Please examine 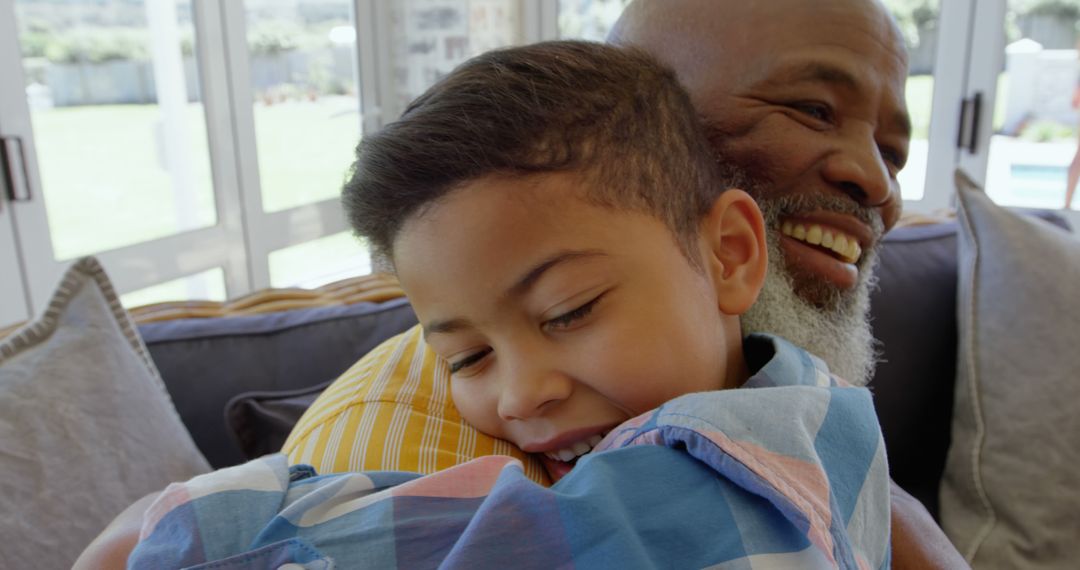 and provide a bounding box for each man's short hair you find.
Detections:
[342,40,727,263]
